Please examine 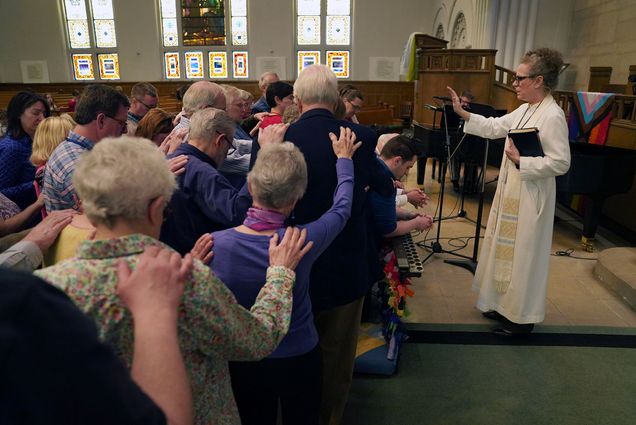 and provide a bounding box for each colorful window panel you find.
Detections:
[97,53,120,79]
[72,54,95,80]
[232,51,248,78]
[209,52,228,78]
[298,16,320,45]
[162,18,179,46]
[67,19,91,48]
[181,0,226,46]
[327,51,349,78]
[297,51,320,75]
[94,19,117,48]
[326,15,349,45]
[231,0,247,45]
[185,51,204,79]
[164,52,181,79]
